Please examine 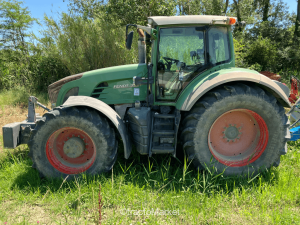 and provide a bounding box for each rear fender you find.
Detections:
[178,71,291,111]
[63,96,132,159]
